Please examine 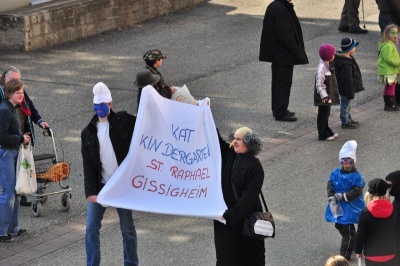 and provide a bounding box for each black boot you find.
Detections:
[395,84,400,107]
[388,96,399,111]
[20,196,32,206]
[384,96,390,111]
